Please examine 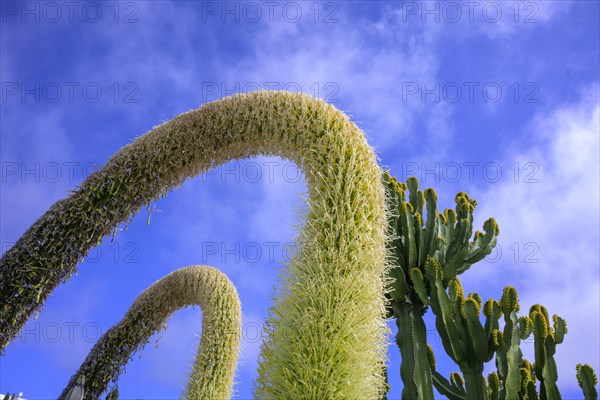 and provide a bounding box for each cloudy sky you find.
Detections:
[1,1,598,398]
